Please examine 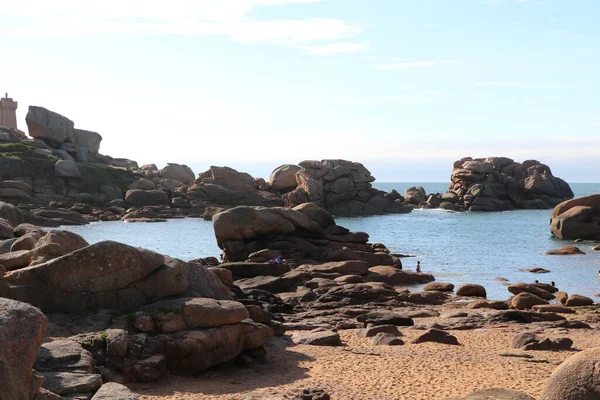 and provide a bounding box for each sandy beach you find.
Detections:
[132,303,600,400]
